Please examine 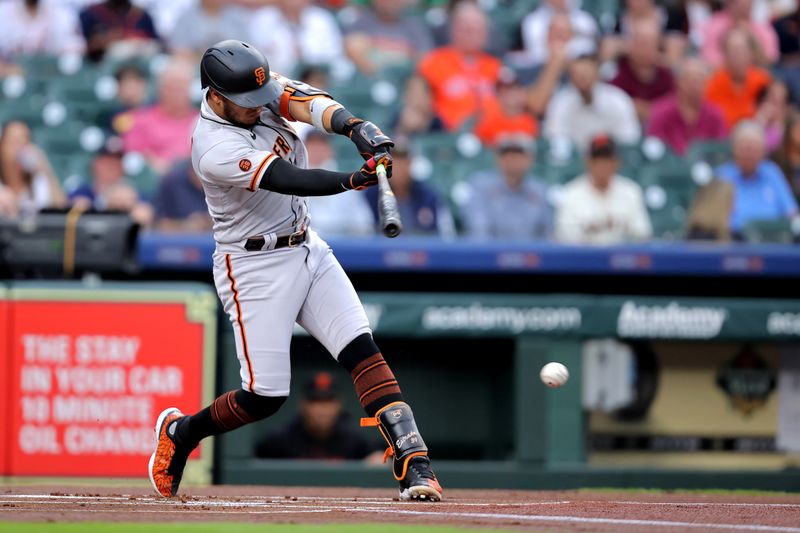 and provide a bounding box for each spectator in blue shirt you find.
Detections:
[154,159,211,232]
[716,121,799,237]
[462,134,552,240]
[365,142,455,238]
